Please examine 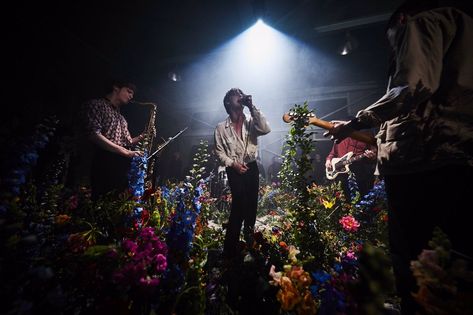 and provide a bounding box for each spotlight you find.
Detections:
[168,71,181,82]
[338,32,358,56]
